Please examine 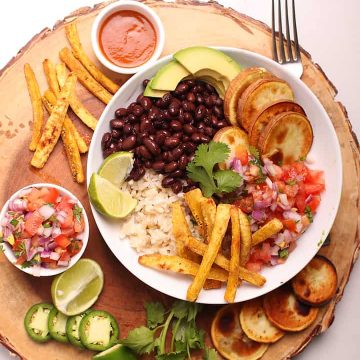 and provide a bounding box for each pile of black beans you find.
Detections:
[101,79,229,193]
